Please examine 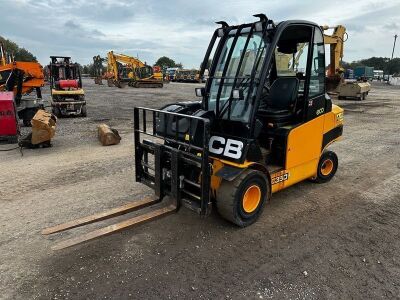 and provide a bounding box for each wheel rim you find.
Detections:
[321,159,334,176]
[242,185,261,213]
